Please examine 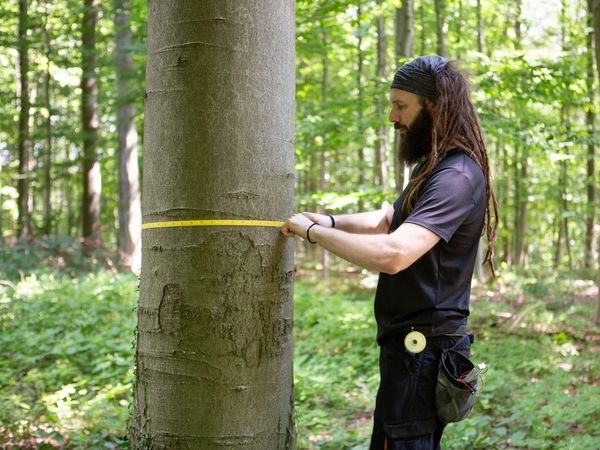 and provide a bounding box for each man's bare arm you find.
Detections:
[282,214,440,274]
[303,206,393,235]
